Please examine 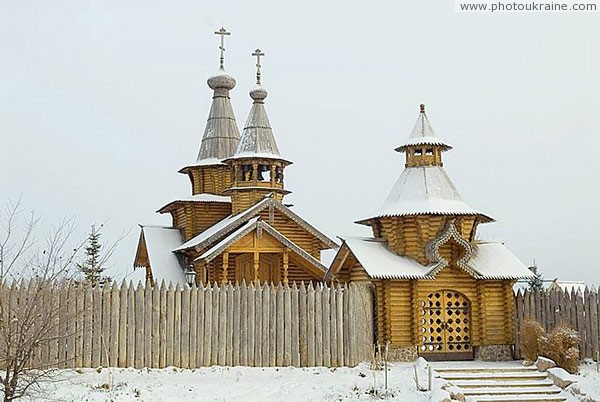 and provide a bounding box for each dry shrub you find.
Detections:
[540,323,581,374]
[519,318,545,362]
